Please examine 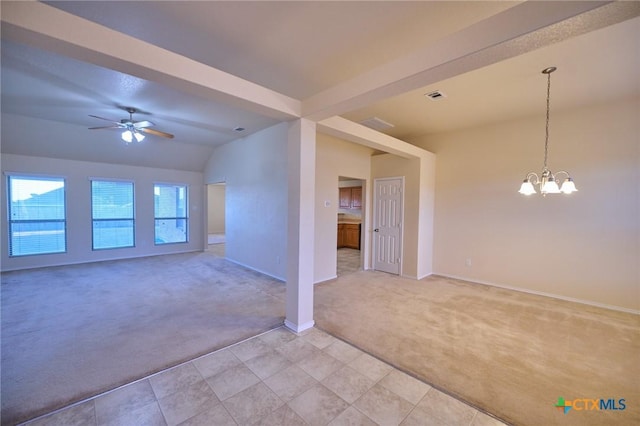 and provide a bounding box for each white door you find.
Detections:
[373,178,403,275]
